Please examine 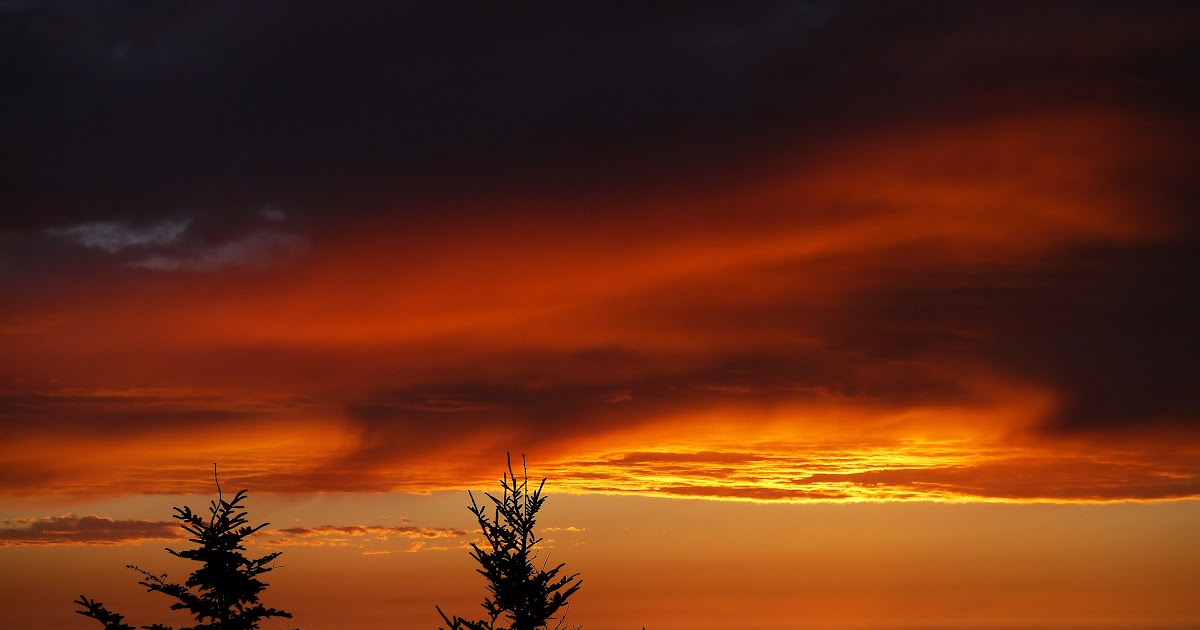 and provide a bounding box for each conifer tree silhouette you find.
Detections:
[75,465,294,630]
[437,455,582,630]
